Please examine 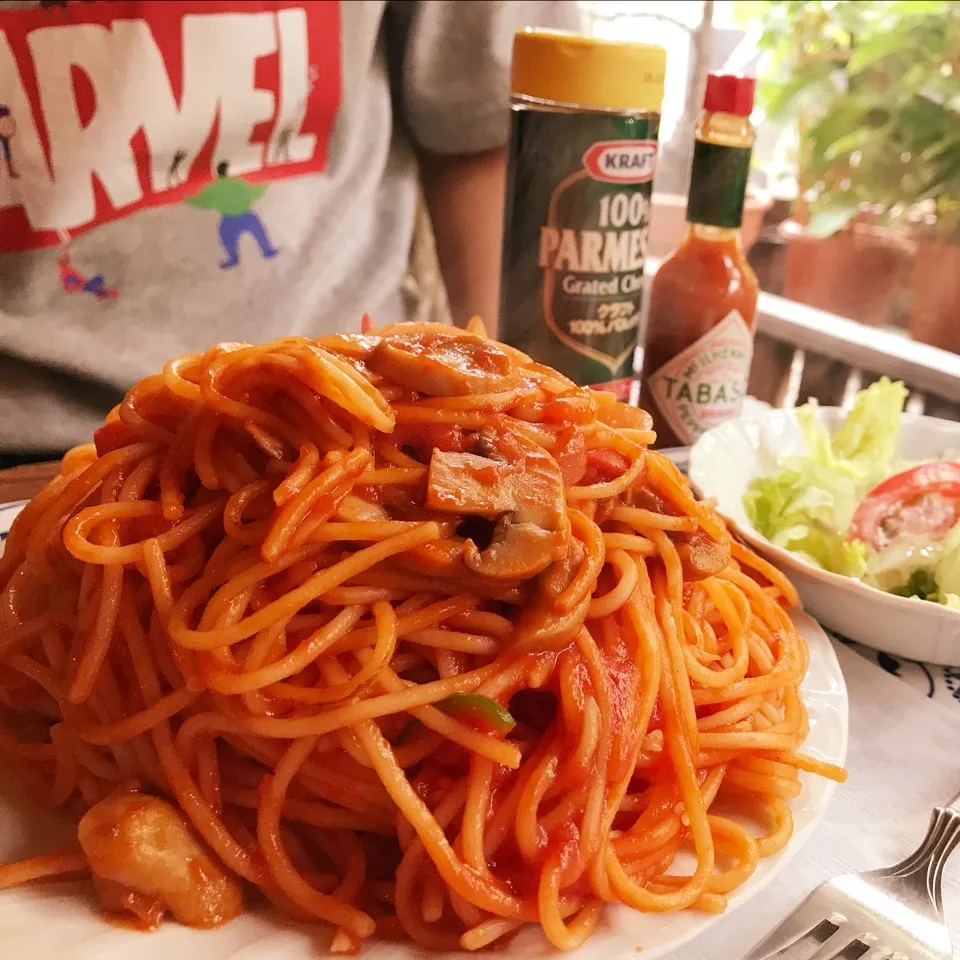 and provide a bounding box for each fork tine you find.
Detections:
[743,908,847,960]
[808,930,871,960]
[744,912,856,960]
